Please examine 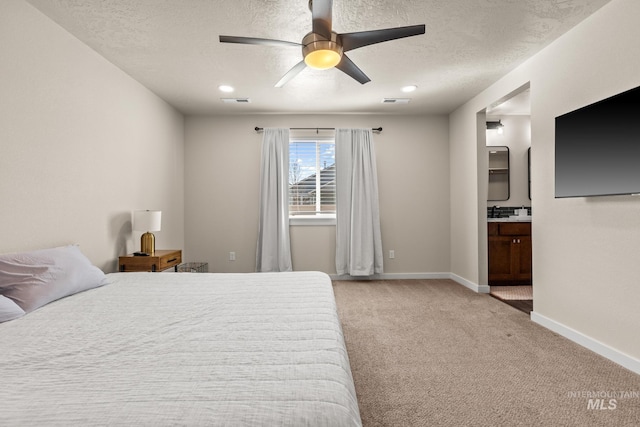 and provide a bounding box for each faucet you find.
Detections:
[491,205,497,218]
